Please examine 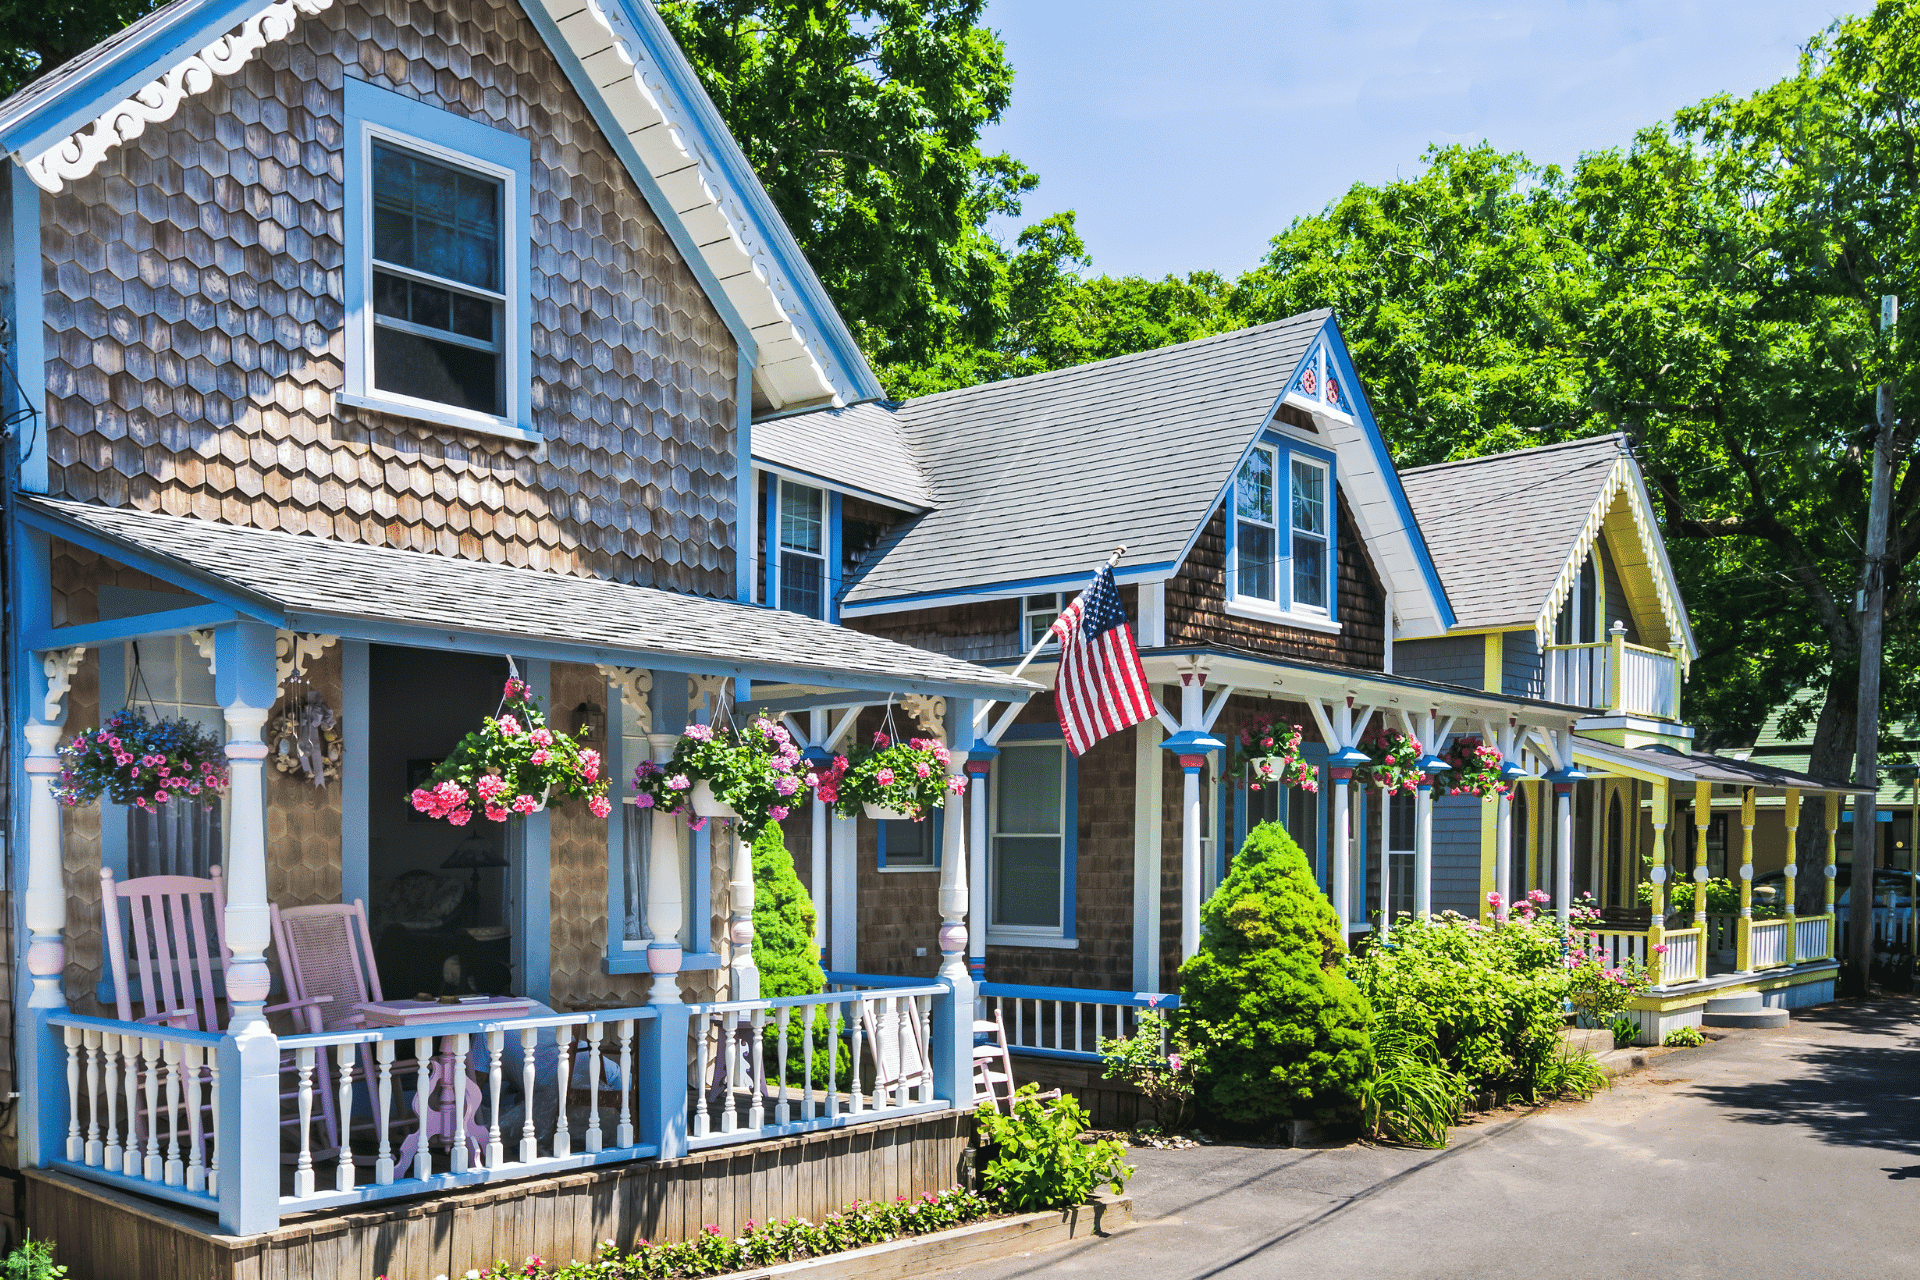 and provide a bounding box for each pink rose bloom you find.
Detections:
[530,749,551,766]
[449,807,472,826]
[511,794,538,814]
[667,774,690,791]
[497,716,522,736]
[589,795,612,819]
[635,793,655,809]
[876,767,895,786]
[531,728,554,747]
[768,805,789,821]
